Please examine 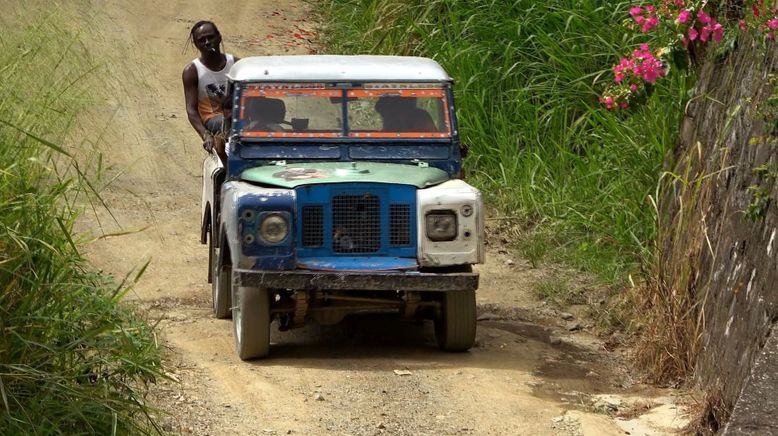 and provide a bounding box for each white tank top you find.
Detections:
[192,54,235,122]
